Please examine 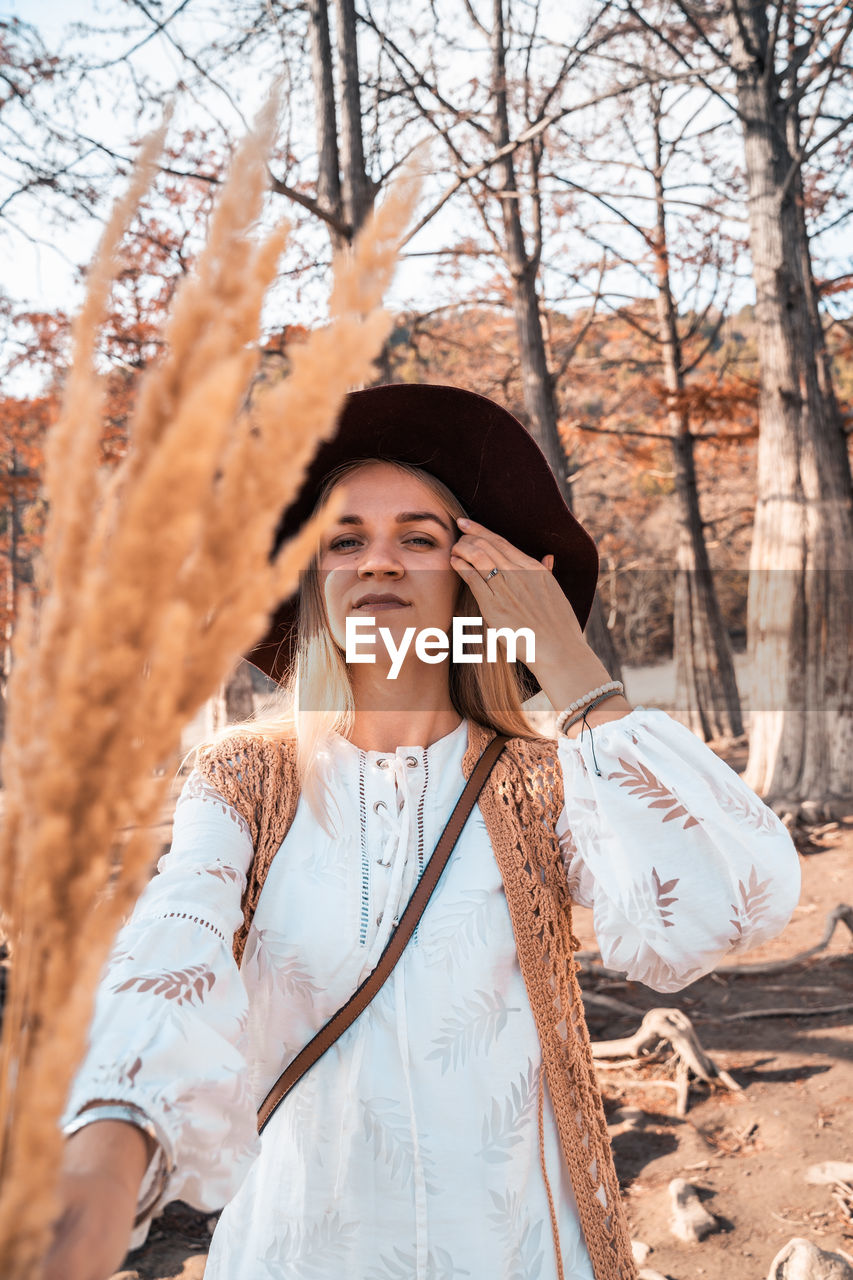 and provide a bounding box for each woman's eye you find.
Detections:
[330,536,436,550]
